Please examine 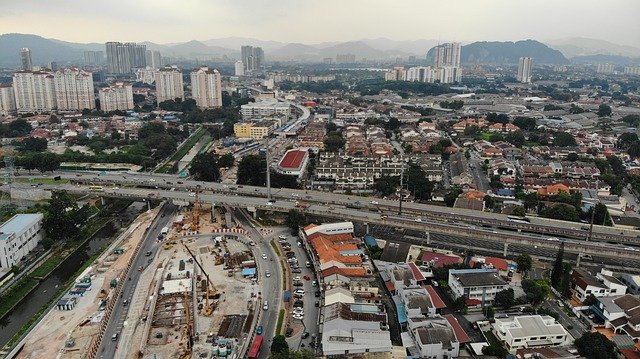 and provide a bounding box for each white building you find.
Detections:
[517,57,533,83]
[448,269,507,306]
[53,68,95,111]
[437,66,462,84]
[0,84,17,116]
[190,67,222,108]
[492,315,570,352]
[240,100,291,120]
[570,268,627,303]
[136,67,156,85]
[303,221,354,238]
[434,43,461,68]
[99,82,134,112]
[13,70,56,113]
[0,213,44,269]
[234,60,244,76]
[624,66,640,75]
[597,63,615,74]
[155,66,184,104]
[145,50,162,69]
[407,317,461,359]
[276,148,309,178]
[384,67,406,81]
